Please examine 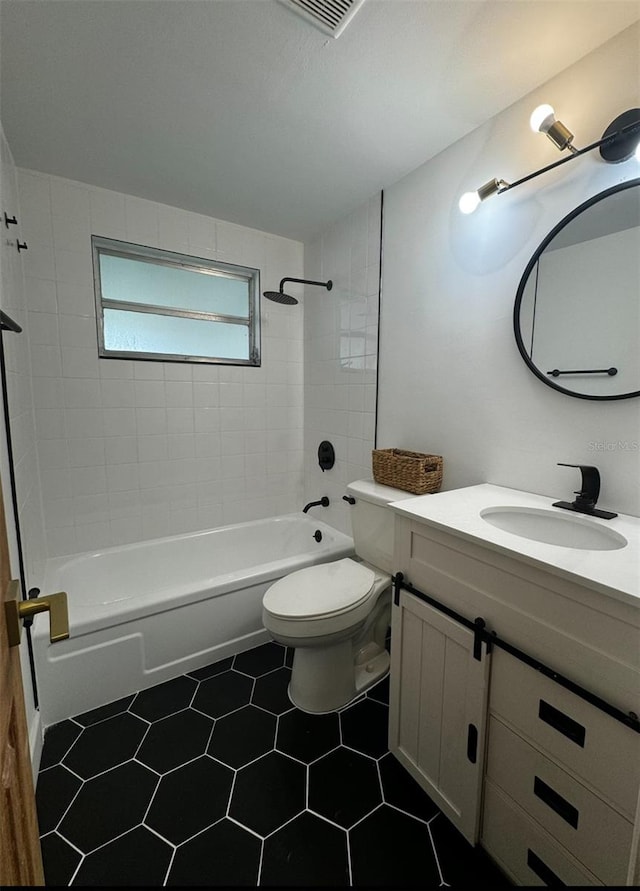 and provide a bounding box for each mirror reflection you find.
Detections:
[515,180,640,400]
